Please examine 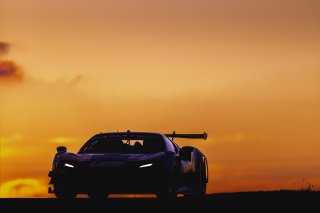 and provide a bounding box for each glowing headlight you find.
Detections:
[64,163,74,168]
[139,163,153,168]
